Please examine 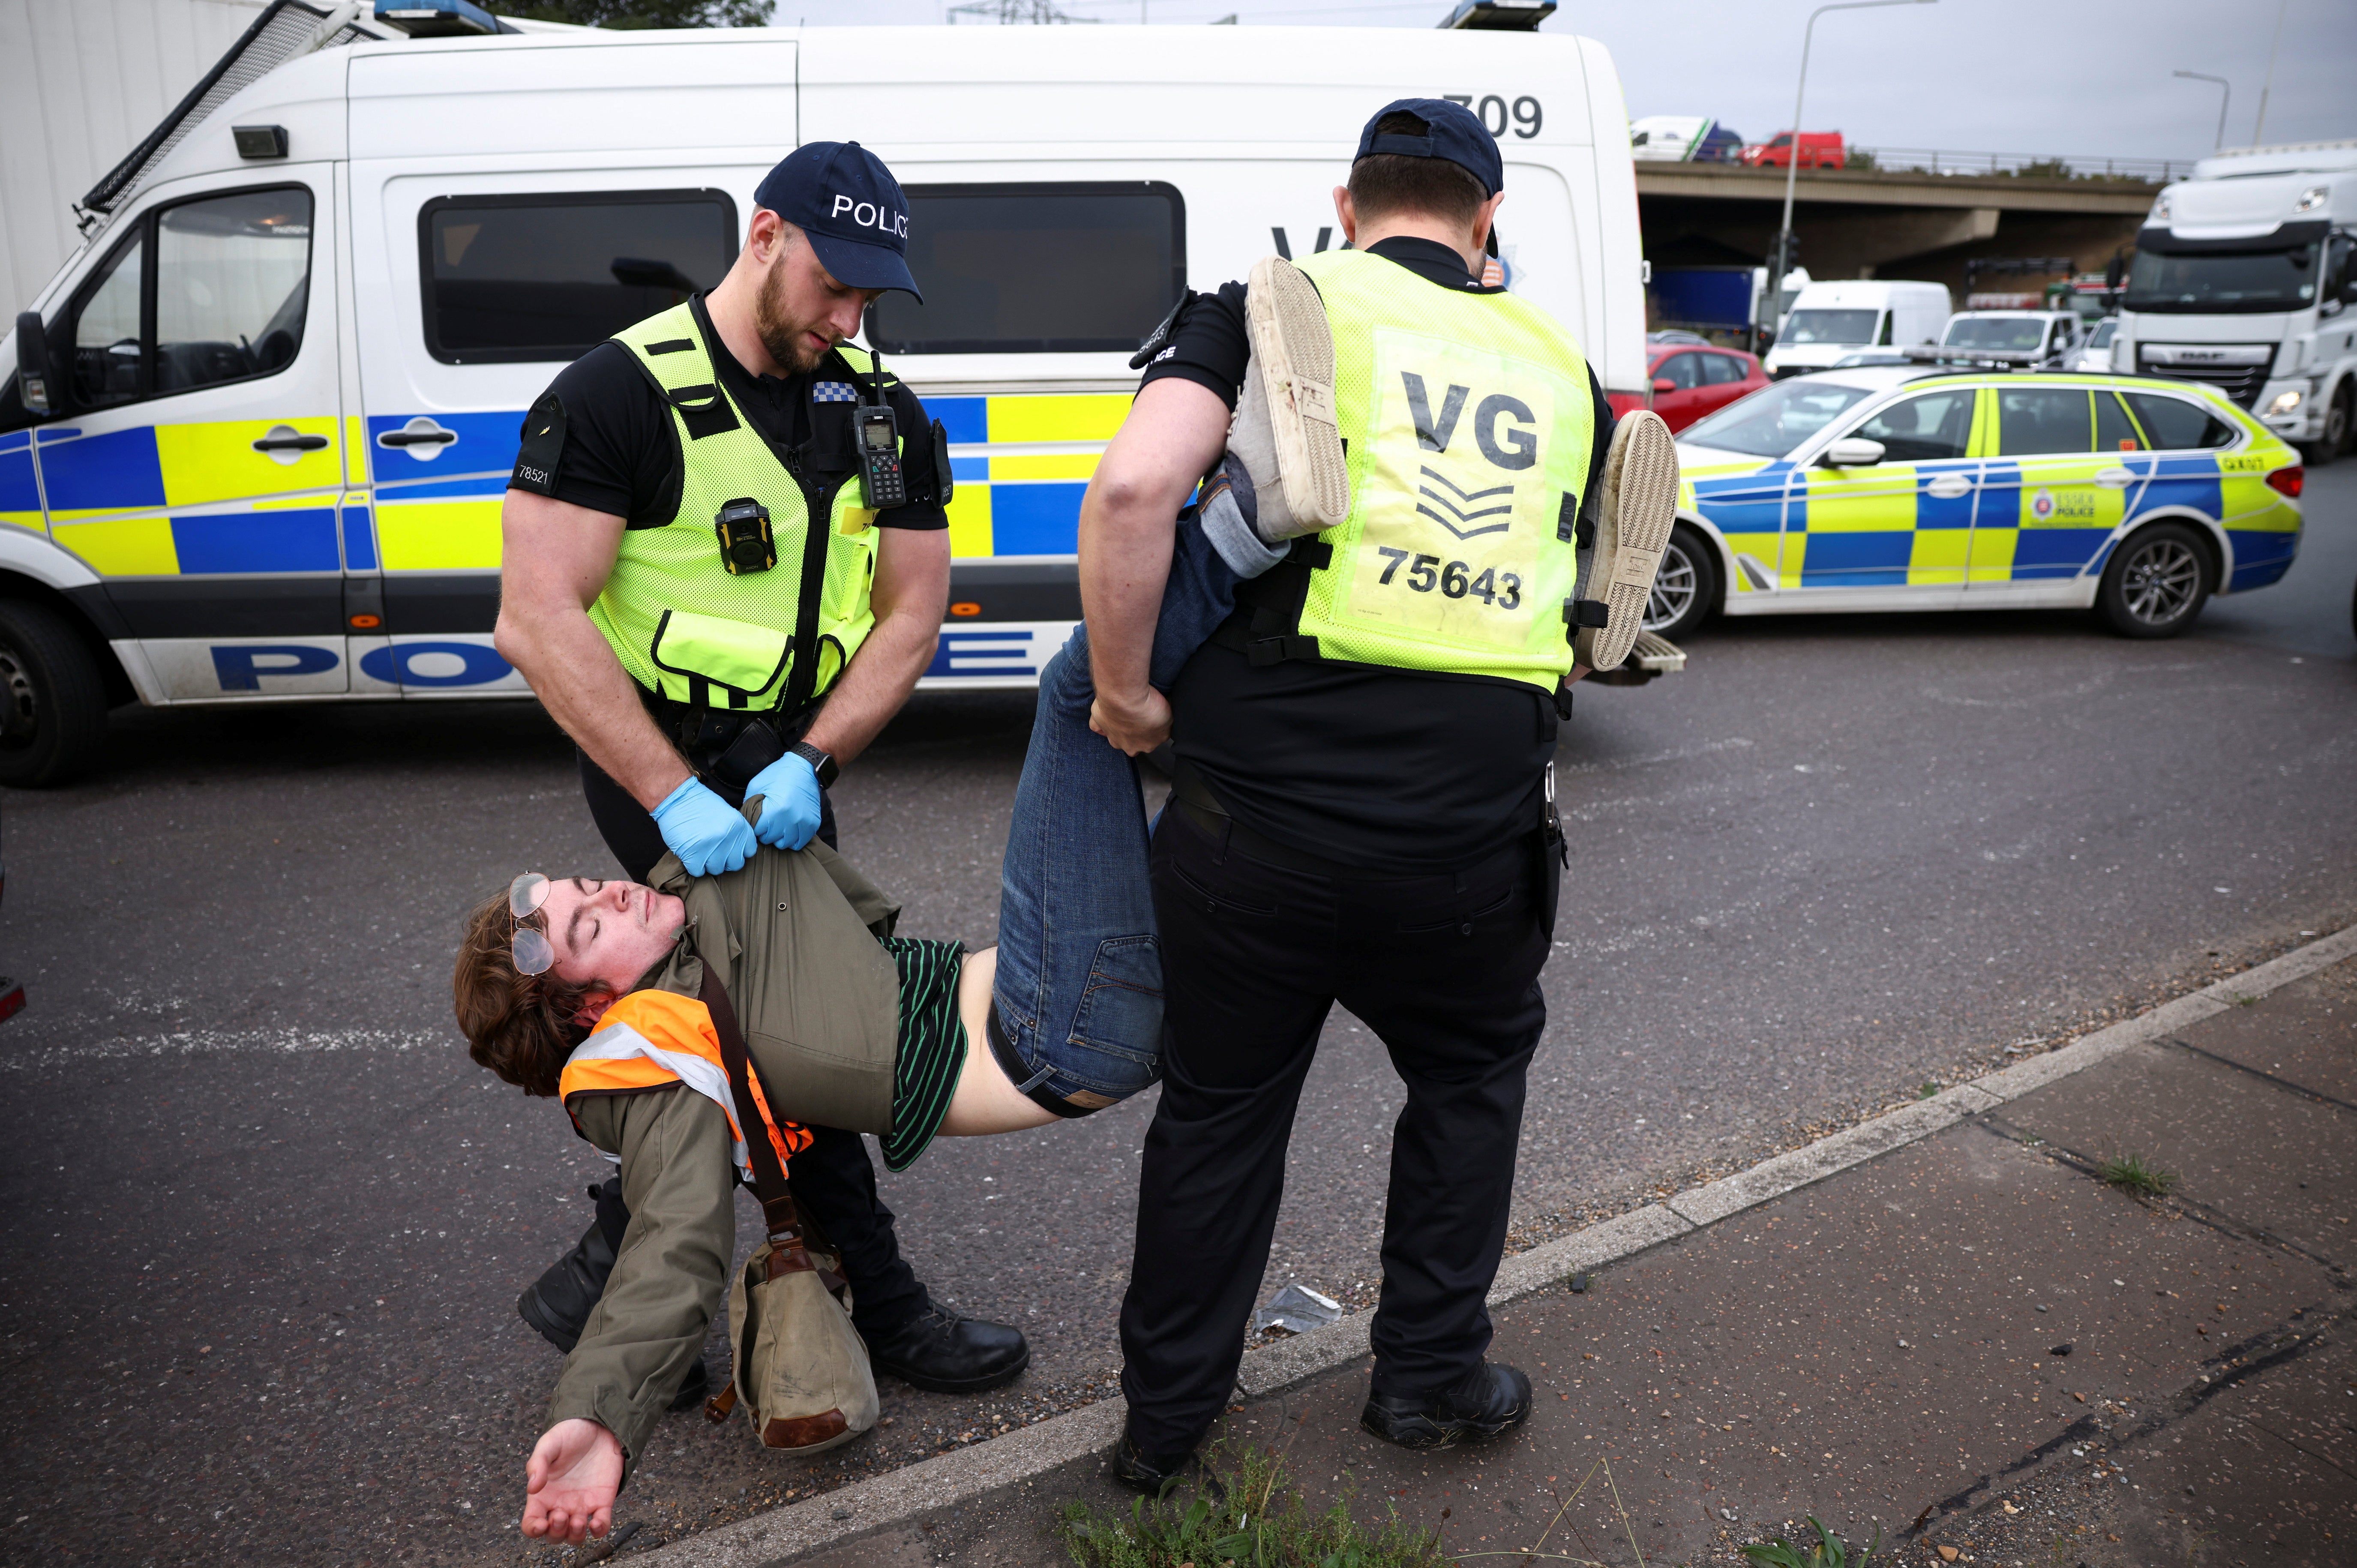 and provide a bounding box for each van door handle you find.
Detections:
[1925,473,1974,499]
[252,426,330,453]
[377,417,459,450]
[2095,468,2135,489]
